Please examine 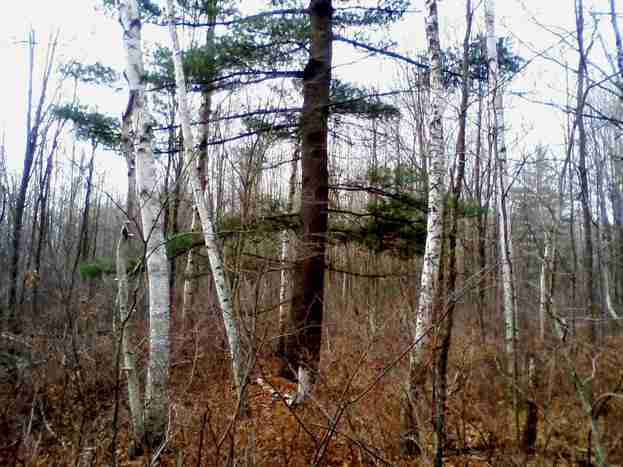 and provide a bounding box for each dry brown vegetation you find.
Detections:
[2,246,622,467]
